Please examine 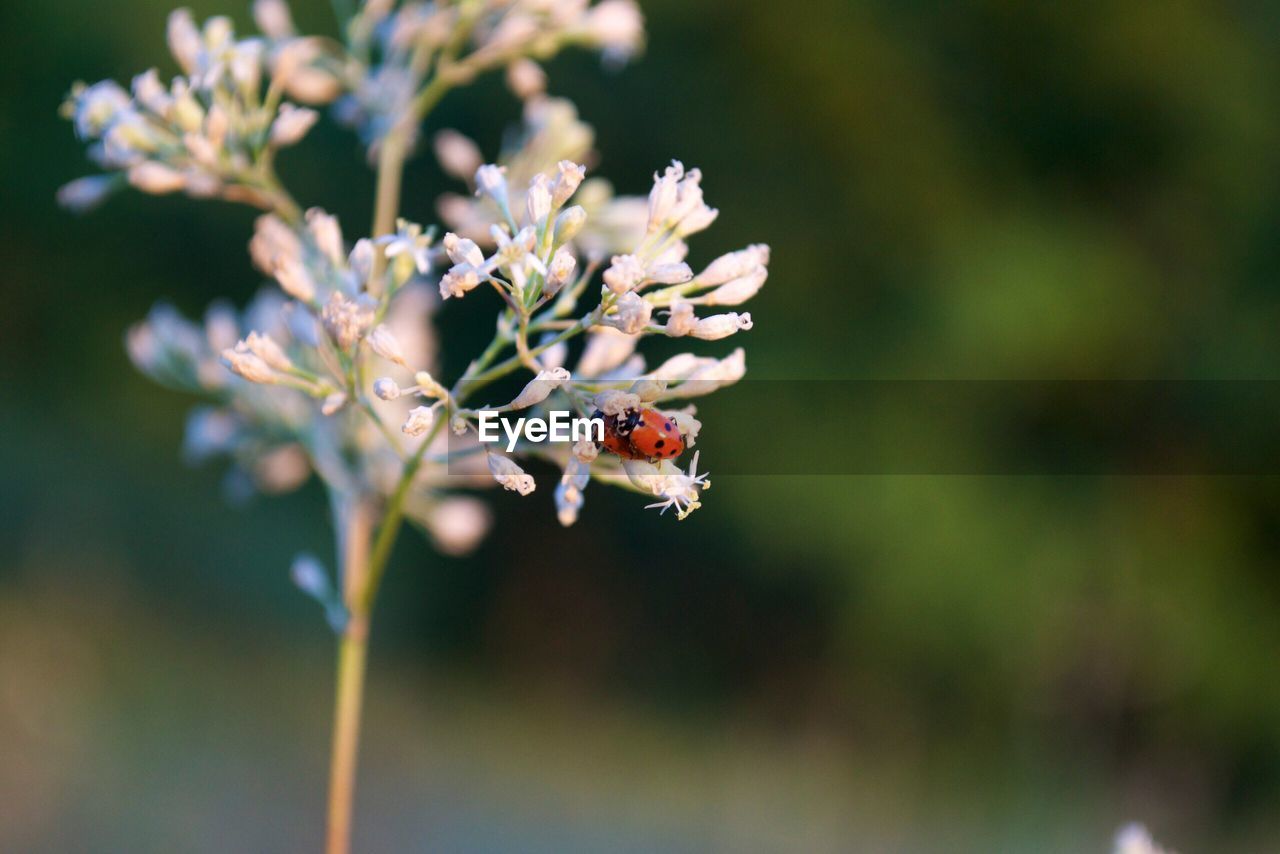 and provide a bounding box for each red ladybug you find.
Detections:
[594,407,686,462]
